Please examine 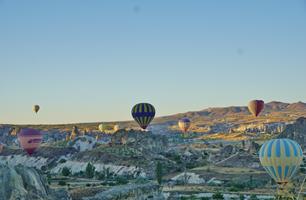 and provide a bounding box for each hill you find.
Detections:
[1,101,306,135]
